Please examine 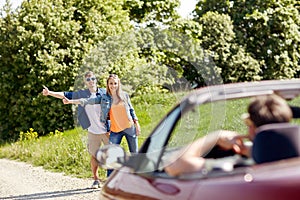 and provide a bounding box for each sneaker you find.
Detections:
[91,180,101,189]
